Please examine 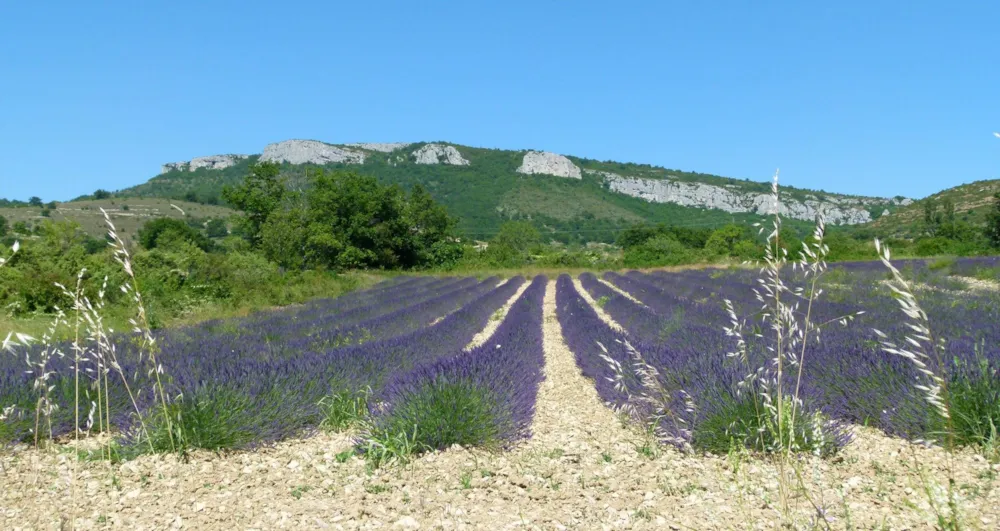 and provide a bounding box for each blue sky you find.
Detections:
[1,1,997,202]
